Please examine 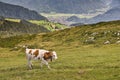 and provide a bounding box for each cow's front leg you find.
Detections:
[42,60,51,69]
[28,60,33,69]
